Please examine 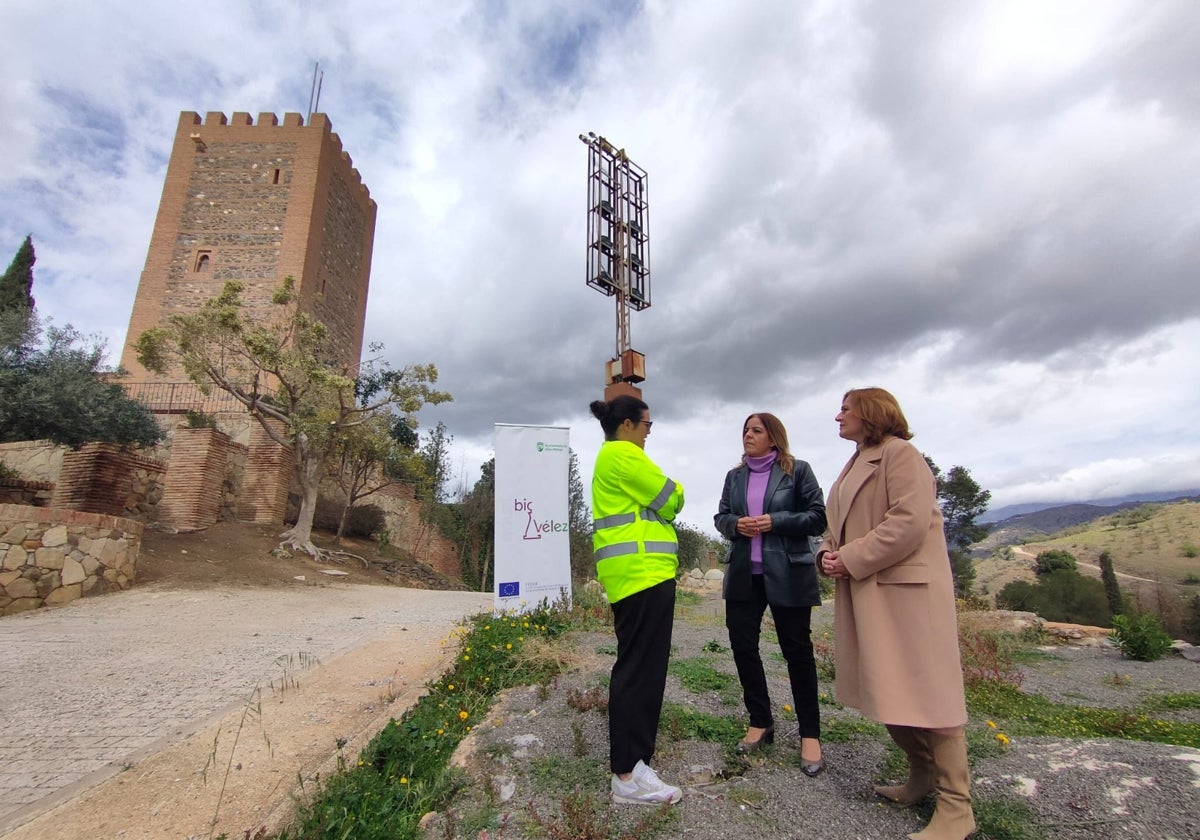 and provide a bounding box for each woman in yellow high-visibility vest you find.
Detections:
[589,394,685,805]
